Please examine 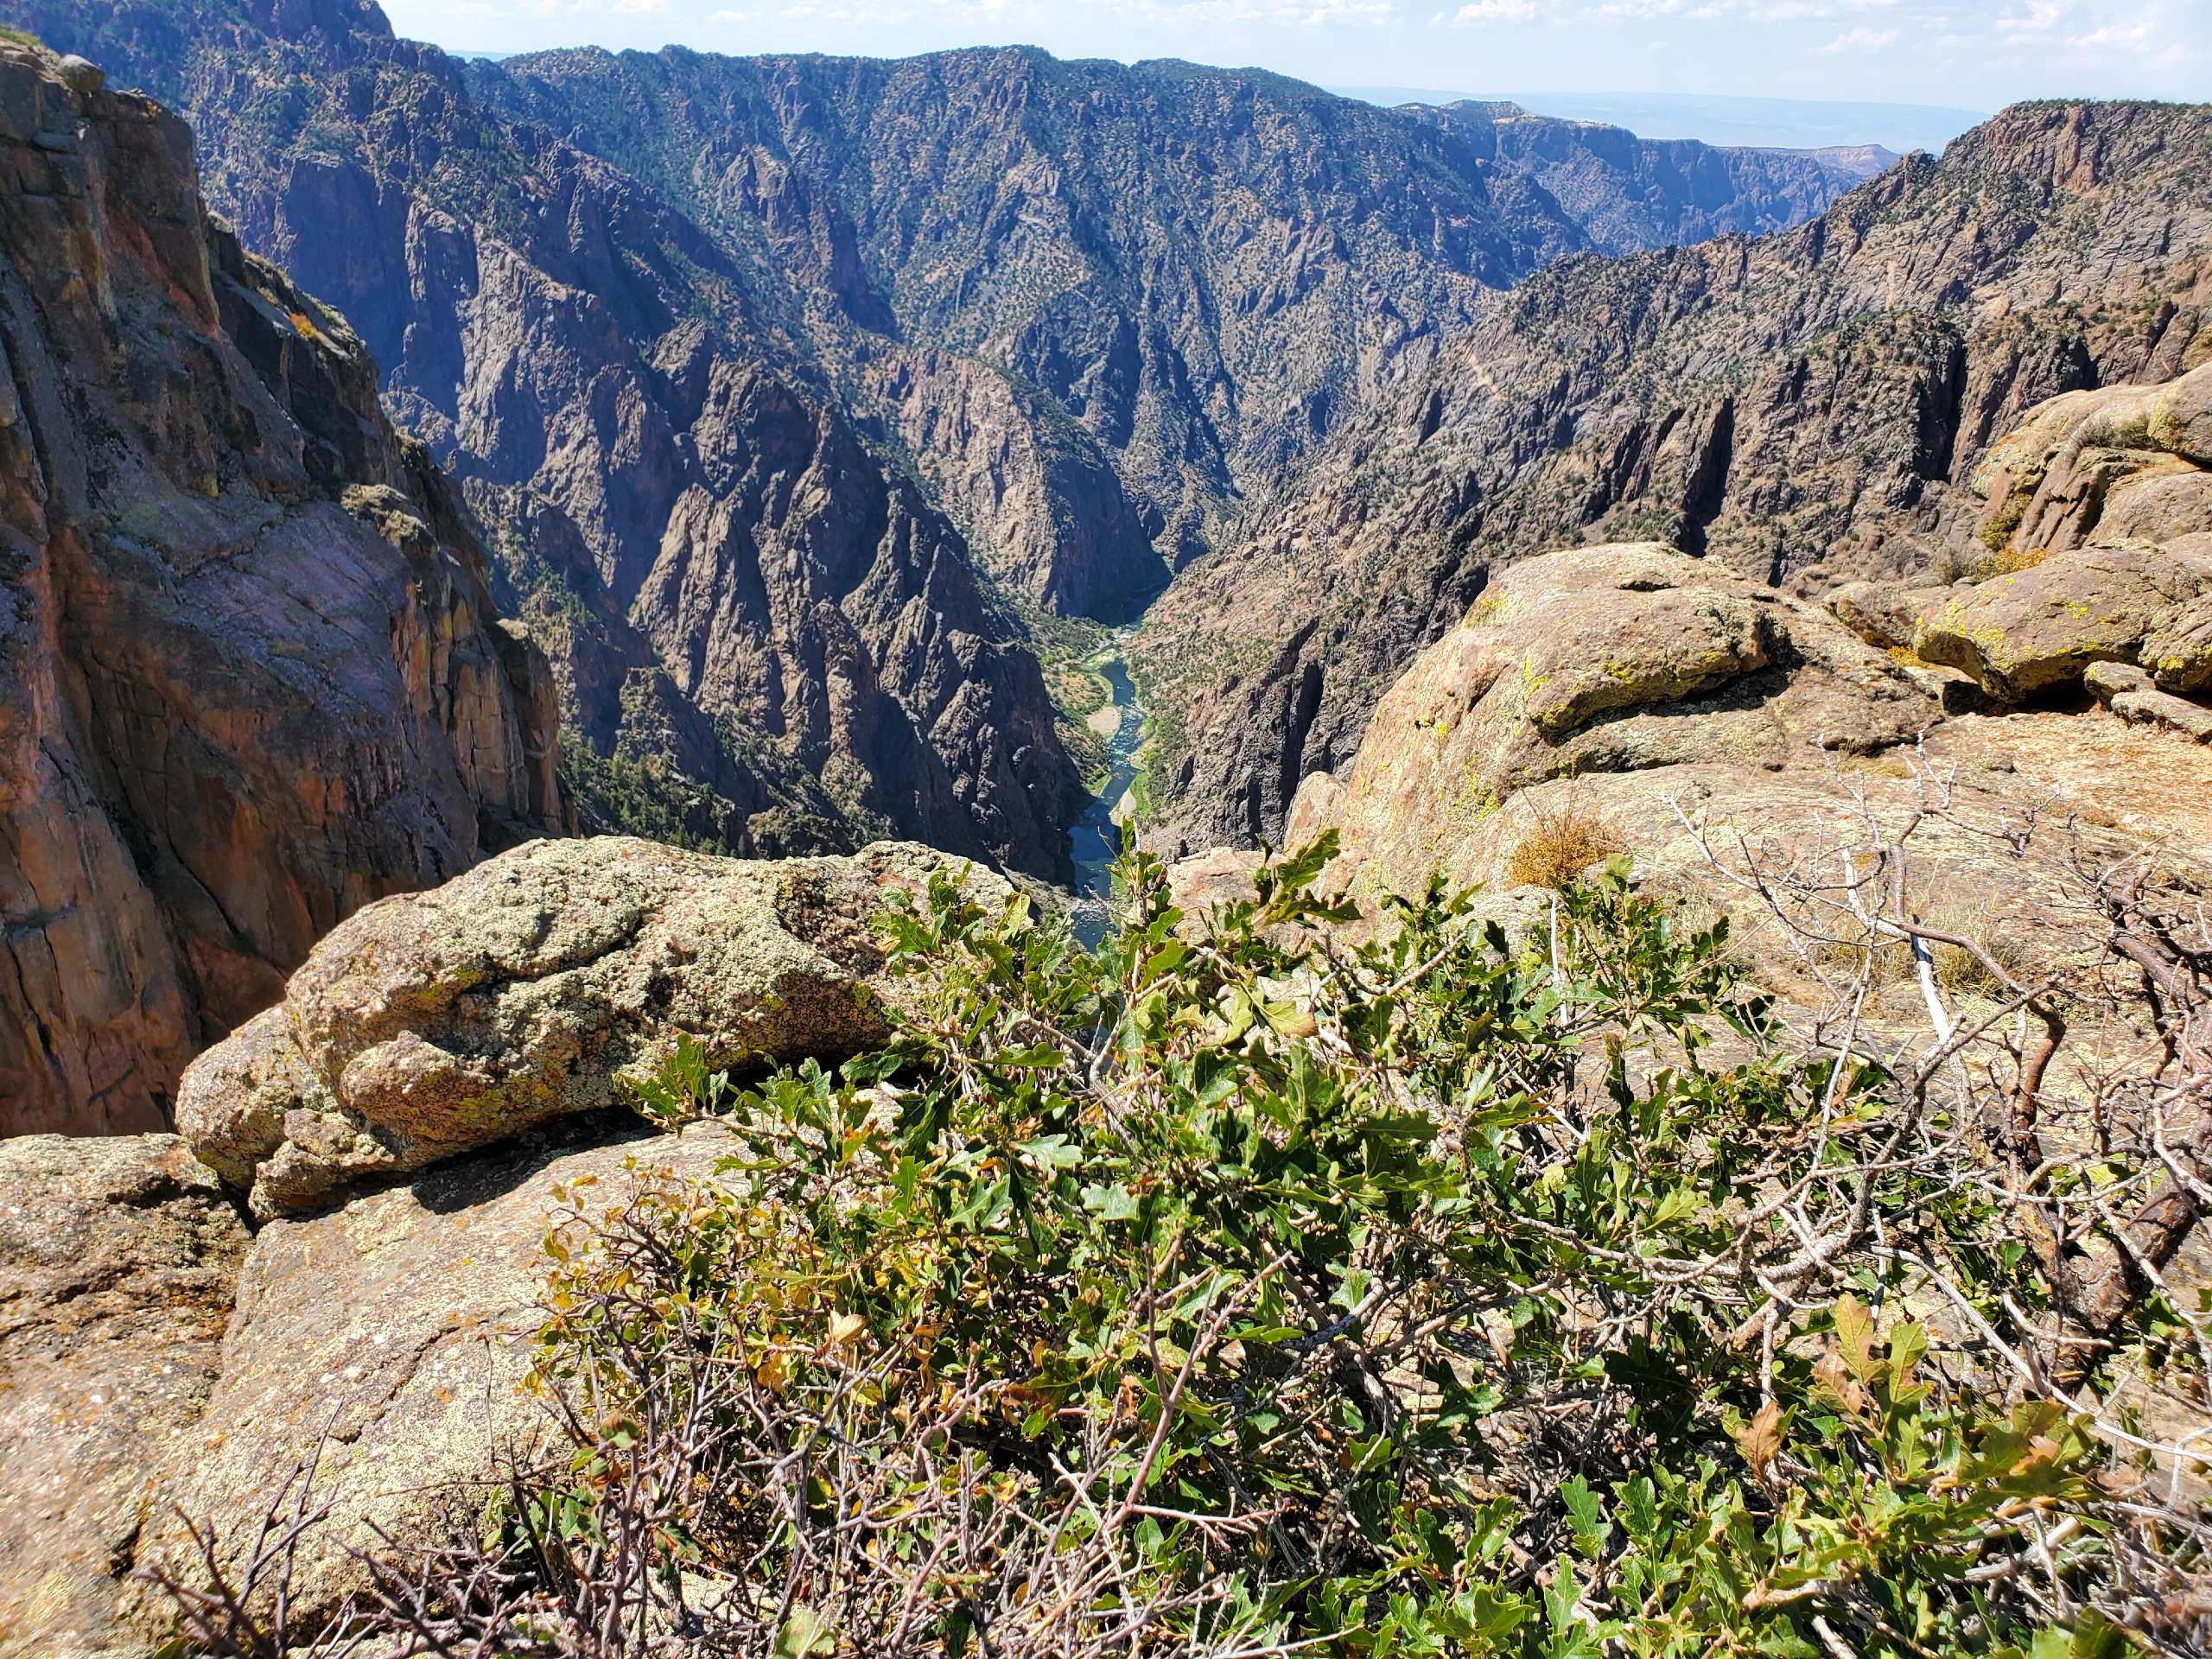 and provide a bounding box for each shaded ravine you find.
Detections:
[1069,652,1146,948]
